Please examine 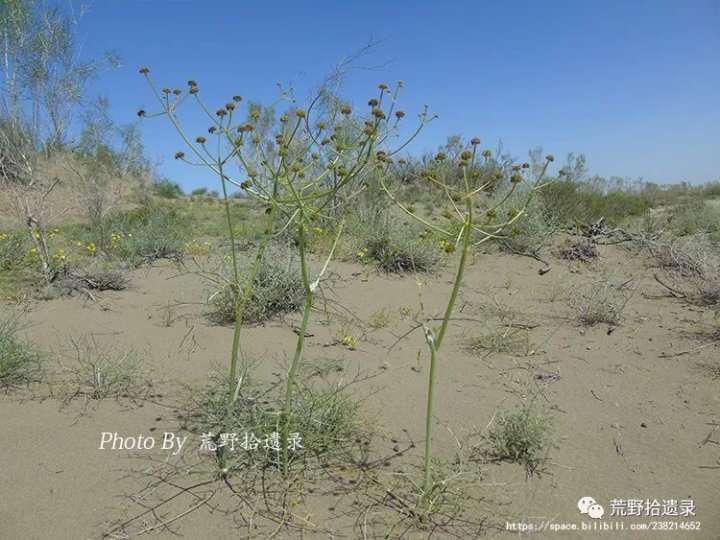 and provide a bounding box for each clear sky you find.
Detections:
[78,0,719,191]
